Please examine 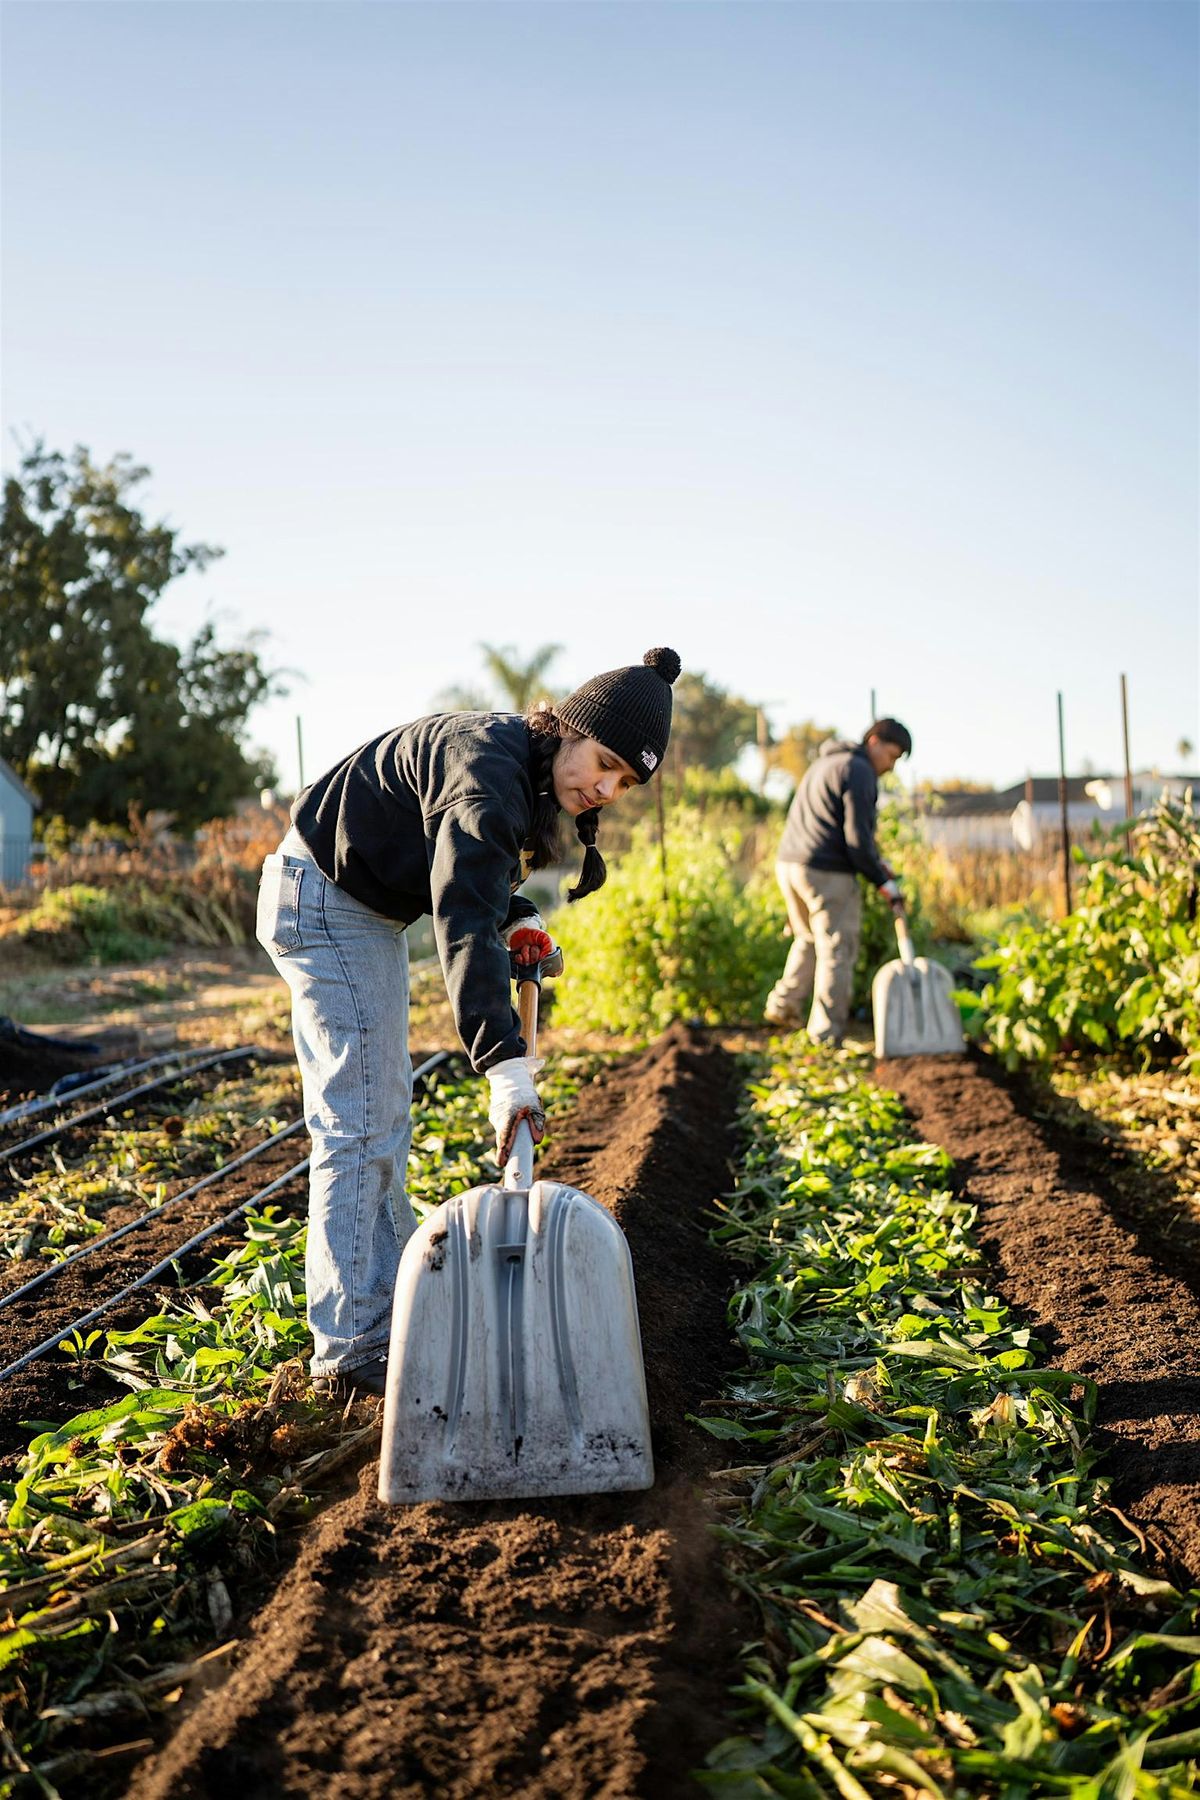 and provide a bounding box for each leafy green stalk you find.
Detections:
[977,791,1200,1070]
[703,1042,1200,1797]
